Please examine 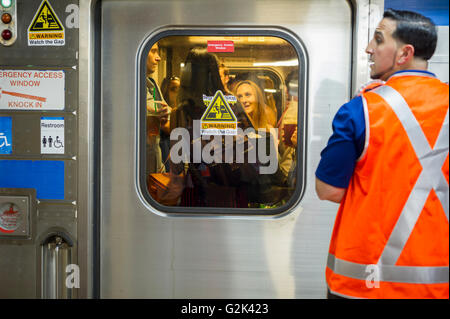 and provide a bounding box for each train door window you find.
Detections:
[140,31,306,216]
